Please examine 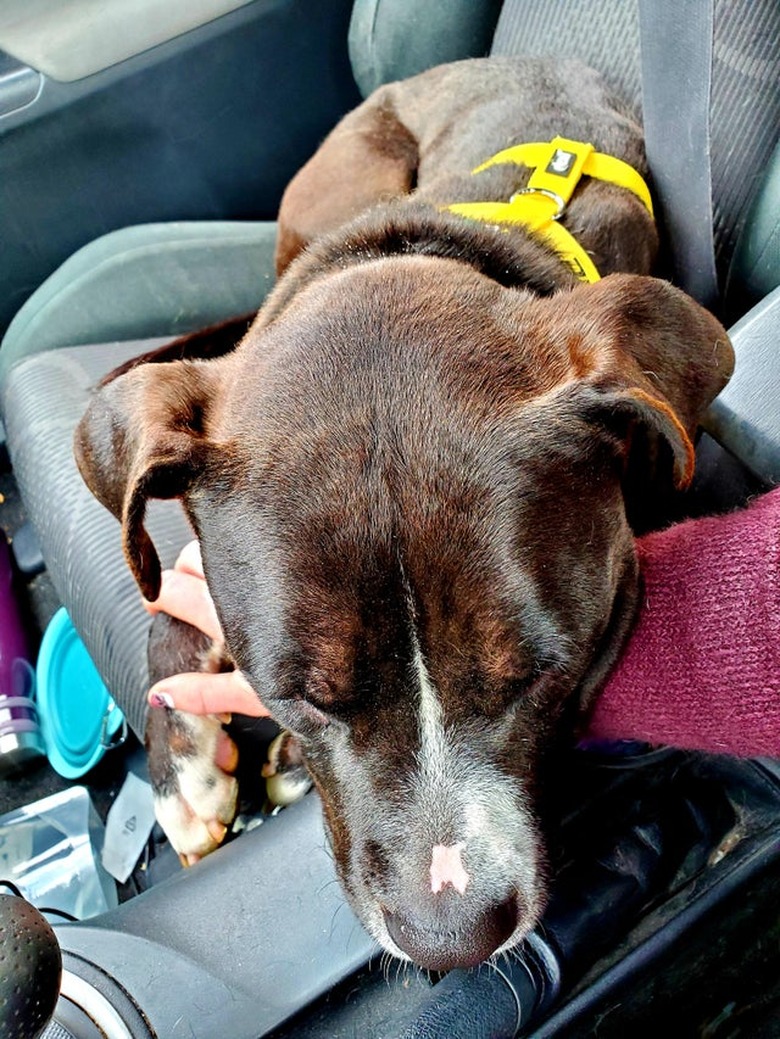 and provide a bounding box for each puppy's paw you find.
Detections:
[262,730,312,808]
[146,707,238,865]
